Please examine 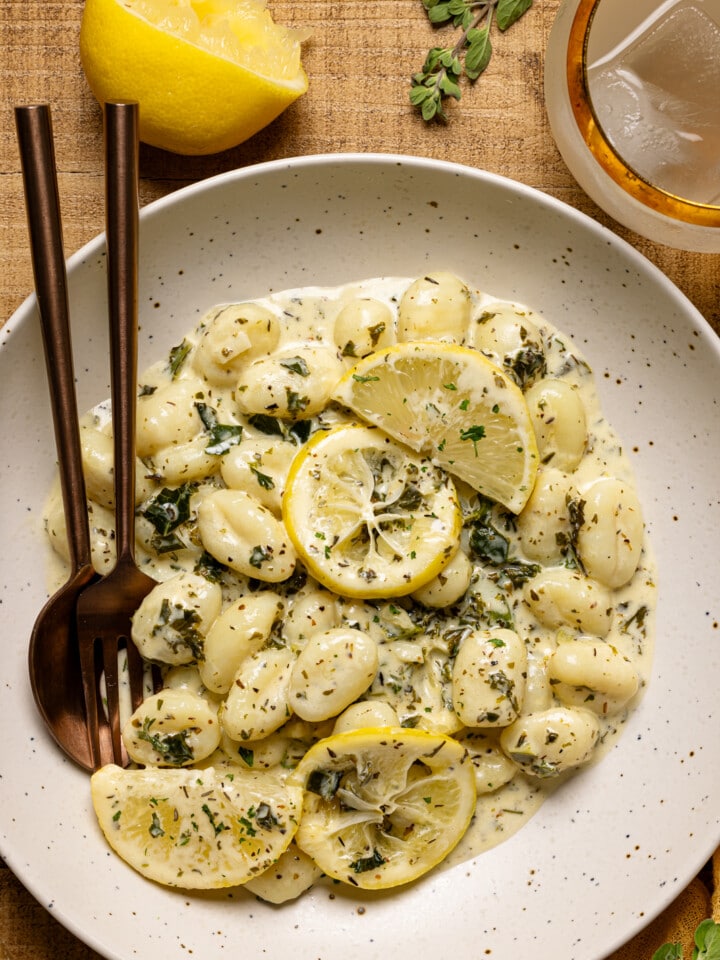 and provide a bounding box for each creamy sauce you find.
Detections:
[44,275,656,887]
